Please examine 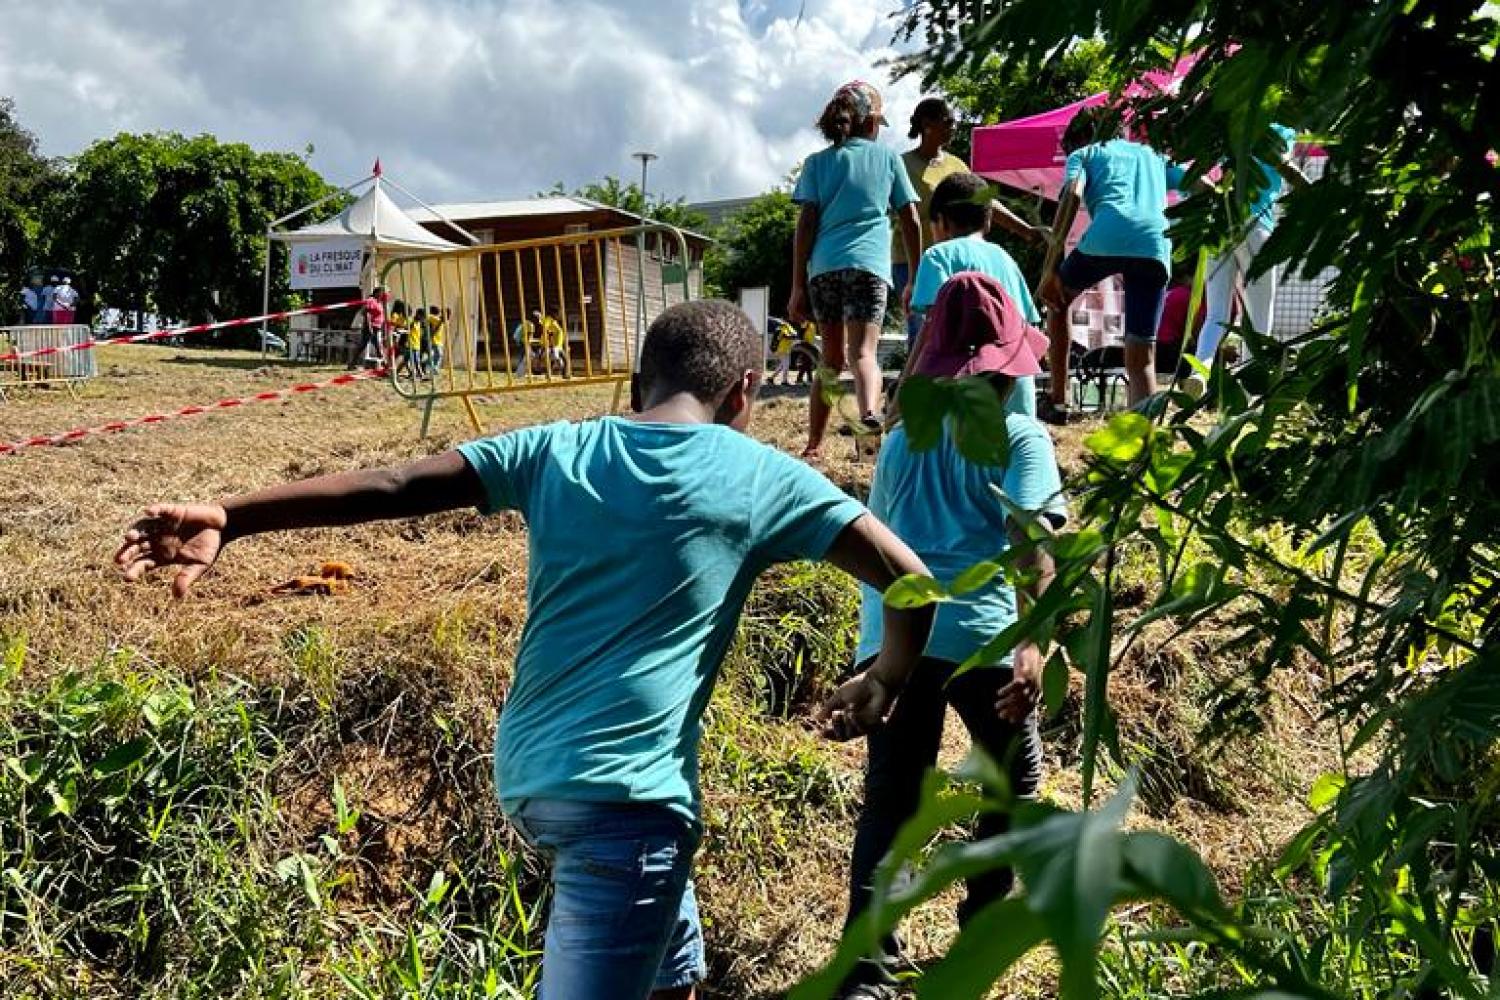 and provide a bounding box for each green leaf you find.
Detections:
[1012,778,1137,999]
[1042,648,1070,717]
[915,897,1047,998]
[1307,772,1344,811]
[90,737,151,778]
[950,560,1003,595]
[950,377,1011,467]
[884,574,950,609]
[1085,412,1153,462]
[899,376,946,453]
[1119,830,1228,920]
